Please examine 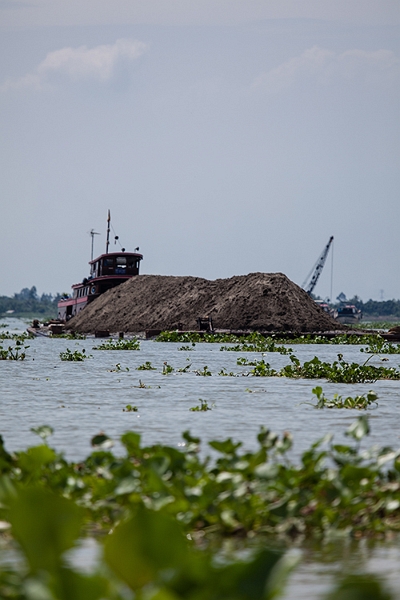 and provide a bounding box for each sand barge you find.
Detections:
[66,272,345,334]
